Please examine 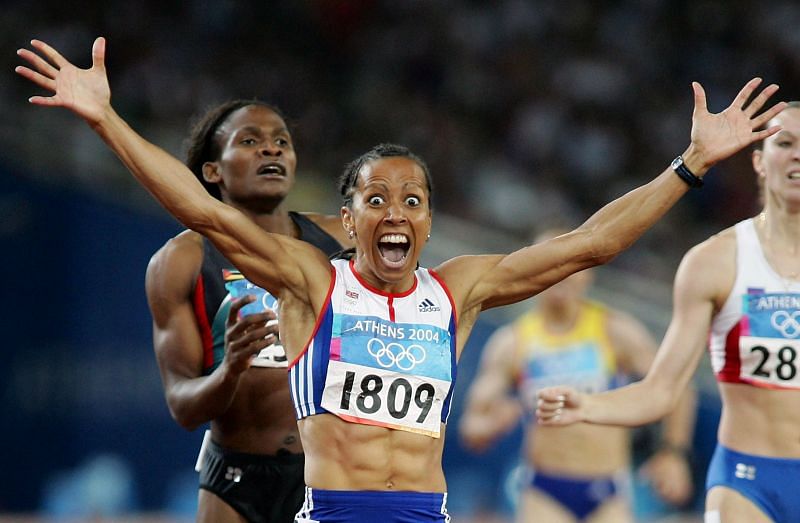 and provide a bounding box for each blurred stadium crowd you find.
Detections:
[4,0,799,276]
